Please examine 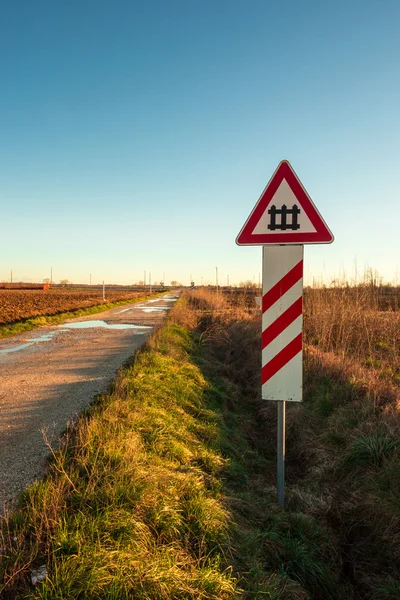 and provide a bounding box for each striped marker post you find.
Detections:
[236,160,333,509]
[262,245,303,507]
